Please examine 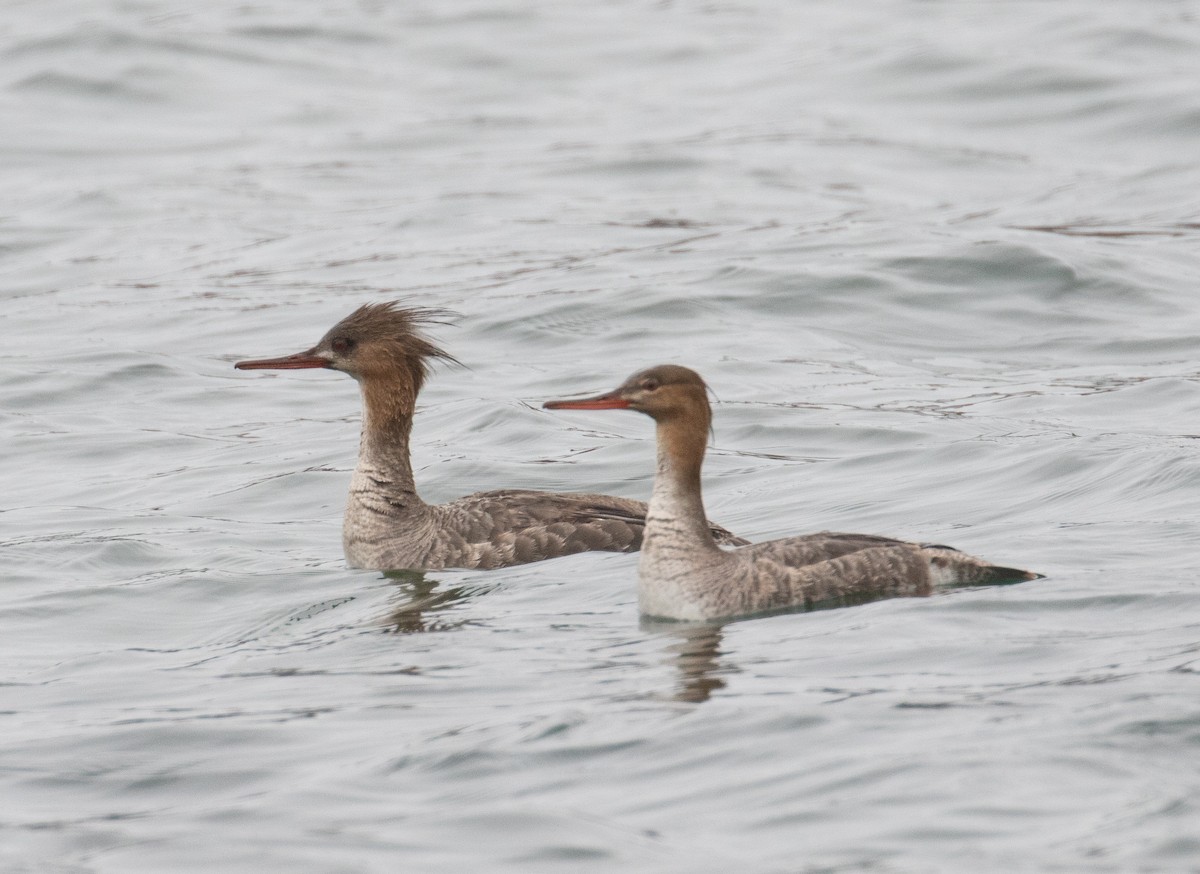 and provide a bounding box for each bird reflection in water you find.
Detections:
[378,570,494,633]
[646,621,734,704]
[376,573,733,703]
